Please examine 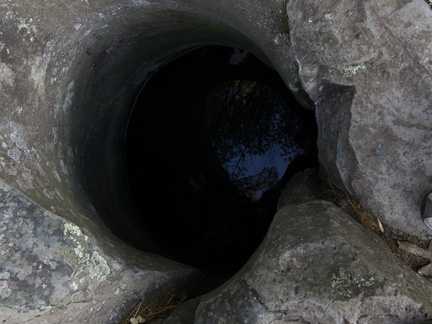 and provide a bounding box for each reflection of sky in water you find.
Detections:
[222,142,304,200]
[208,78,307,201]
